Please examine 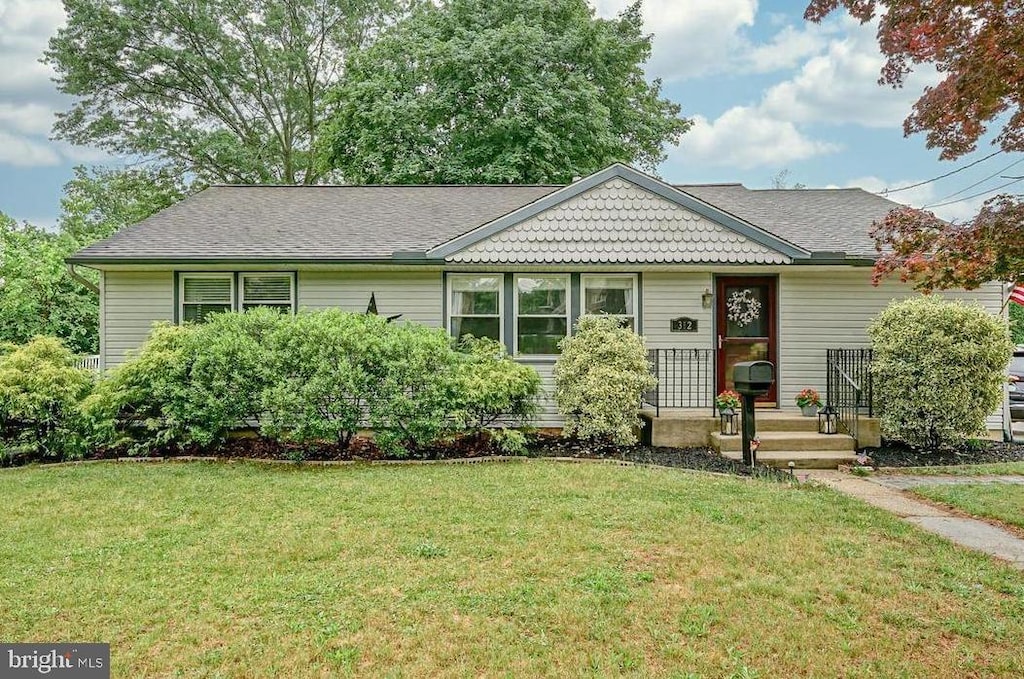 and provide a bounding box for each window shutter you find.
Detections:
[183,277,232,304]
[243,274,292,303]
